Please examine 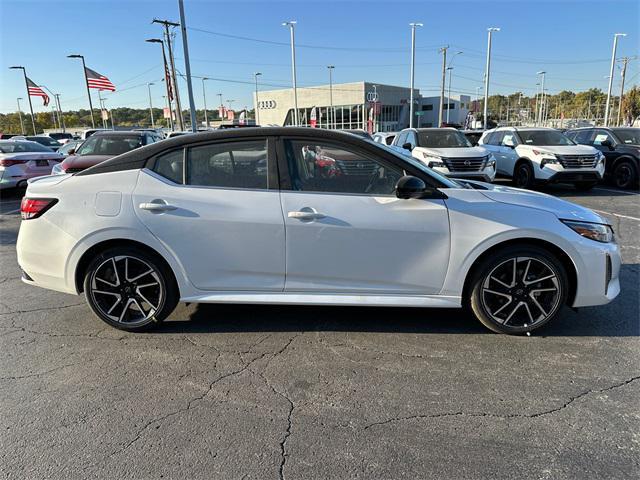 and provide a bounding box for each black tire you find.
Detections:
[467,245,568,334]
[513,162,535,189]
[612,160,638,190]
[15,180,27,189]
[83,246,178,331]
[574,182,598,191]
